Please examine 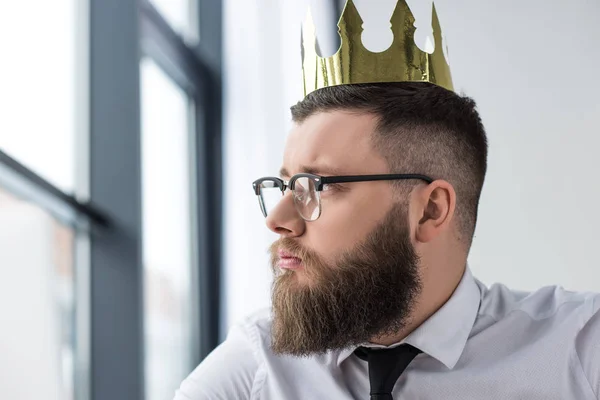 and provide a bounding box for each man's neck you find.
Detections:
[368,264,466,347]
